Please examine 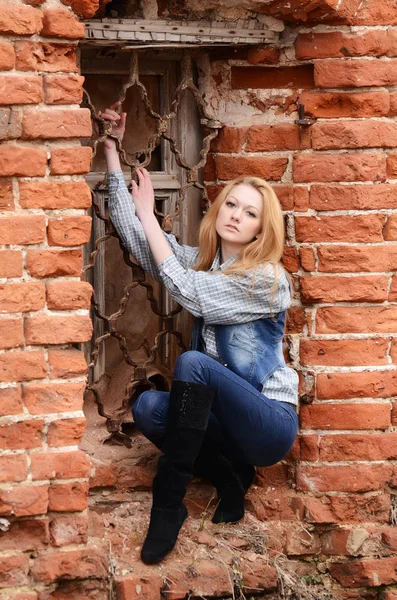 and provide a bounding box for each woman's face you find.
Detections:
[215,183,263,251]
